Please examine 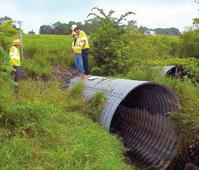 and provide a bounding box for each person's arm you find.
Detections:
[80,31,88,48]
[9,47,15,57]
[72,41,75,51]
